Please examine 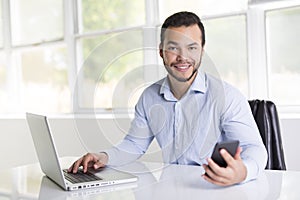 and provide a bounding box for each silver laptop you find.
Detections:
[26,113,138,191]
